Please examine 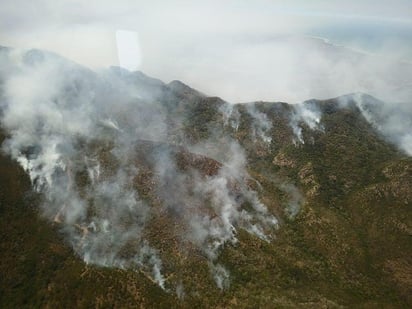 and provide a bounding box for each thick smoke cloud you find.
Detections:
[0,47,279,291]
[2,45,409,295]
